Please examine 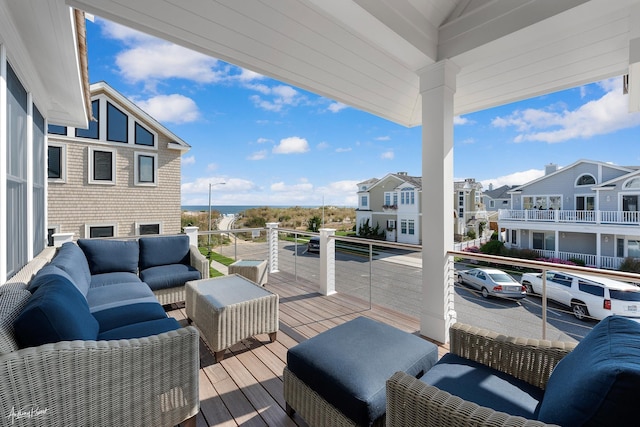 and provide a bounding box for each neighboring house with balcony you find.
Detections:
[483,184,515,235]
[355,172,422,244]
[47,81,191,242]
[499,160,640,269]
[454,178,488,240]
